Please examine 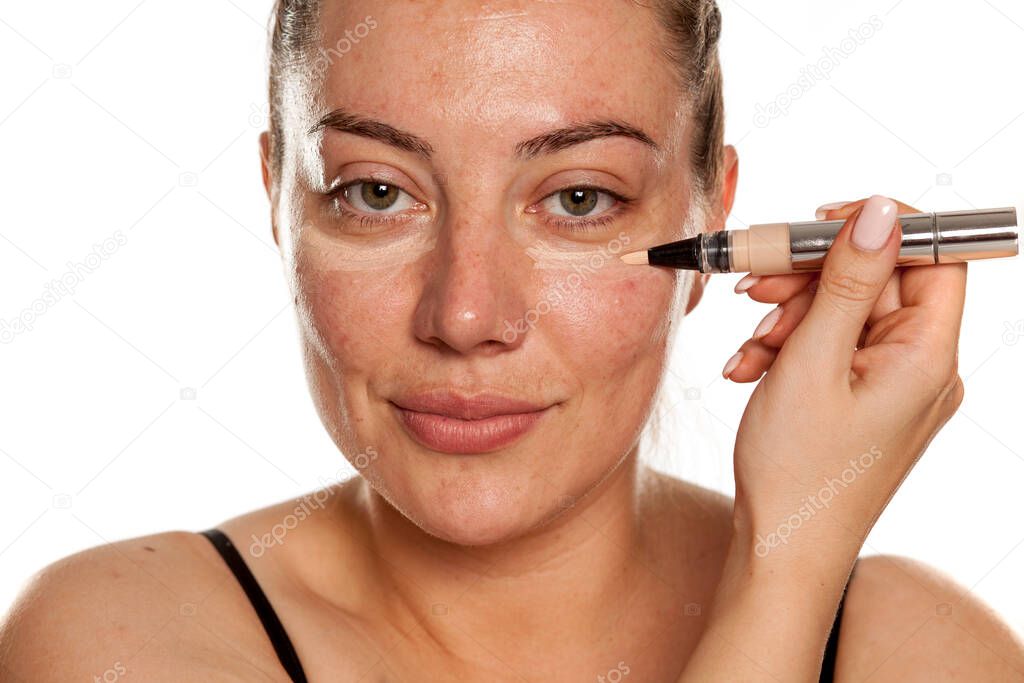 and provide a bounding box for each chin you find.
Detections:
[376,463,566,547]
